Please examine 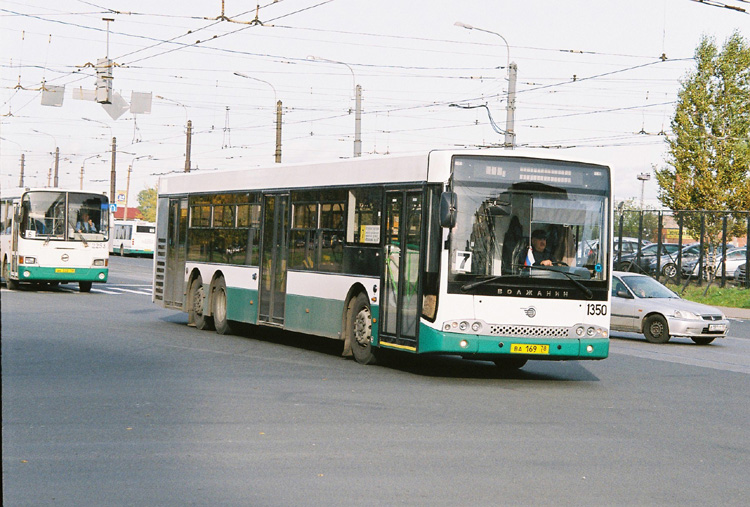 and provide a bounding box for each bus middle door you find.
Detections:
[380,190,423,351]
[259,194,289,326]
